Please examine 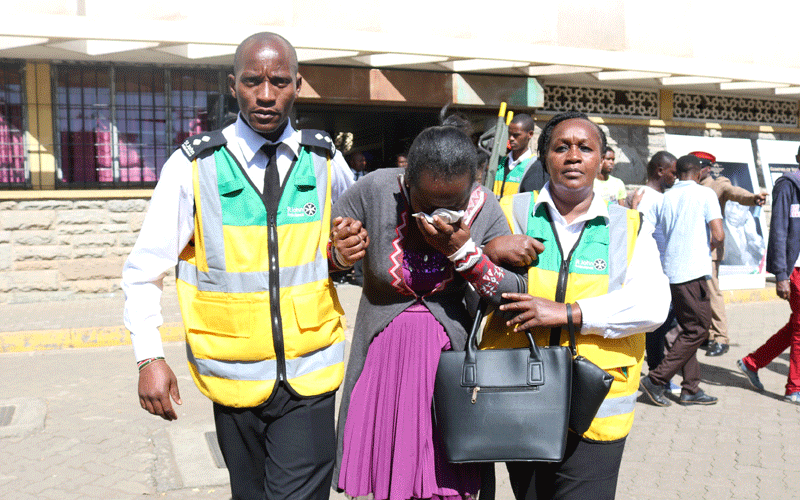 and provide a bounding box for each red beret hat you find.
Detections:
[689,151,716,165]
